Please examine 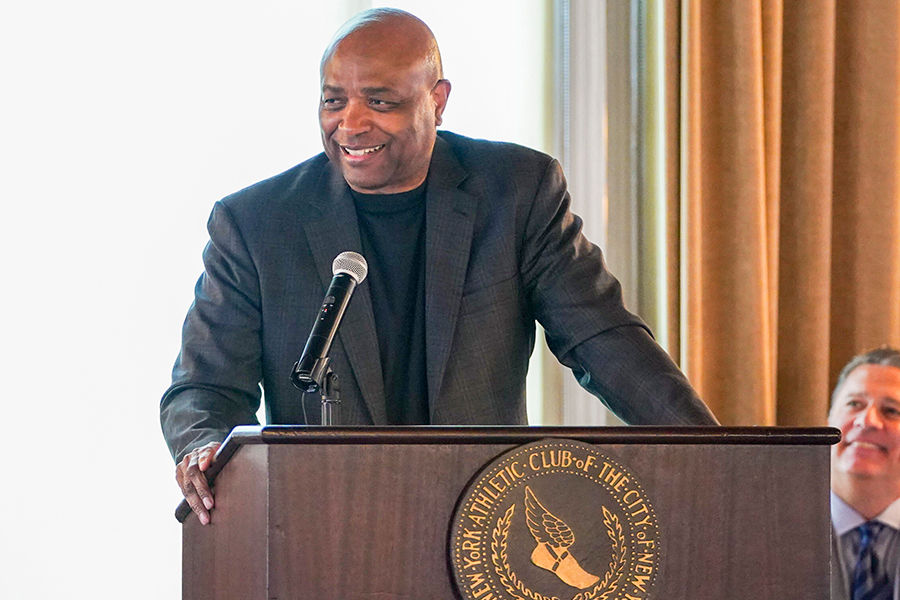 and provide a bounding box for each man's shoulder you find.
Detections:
[220,152,331,211]
[436,130,554,172]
